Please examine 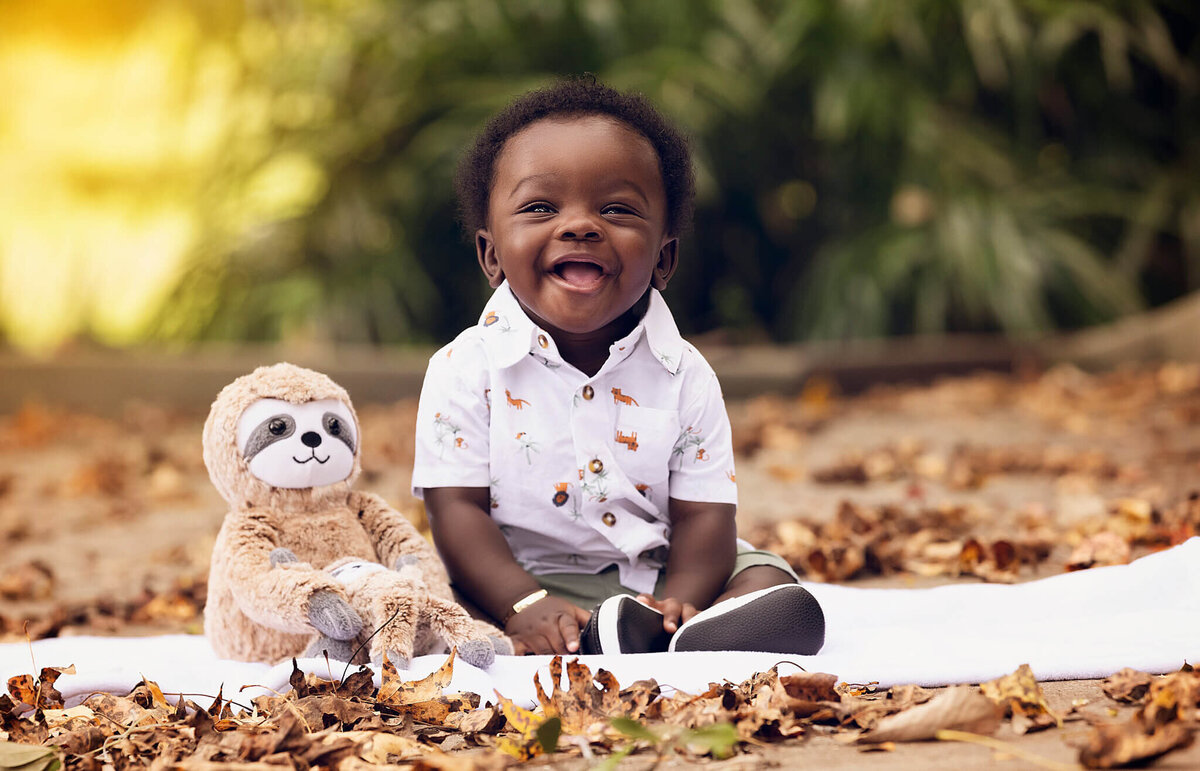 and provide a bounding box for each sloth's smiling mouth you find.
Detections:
[292,451,330,464]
